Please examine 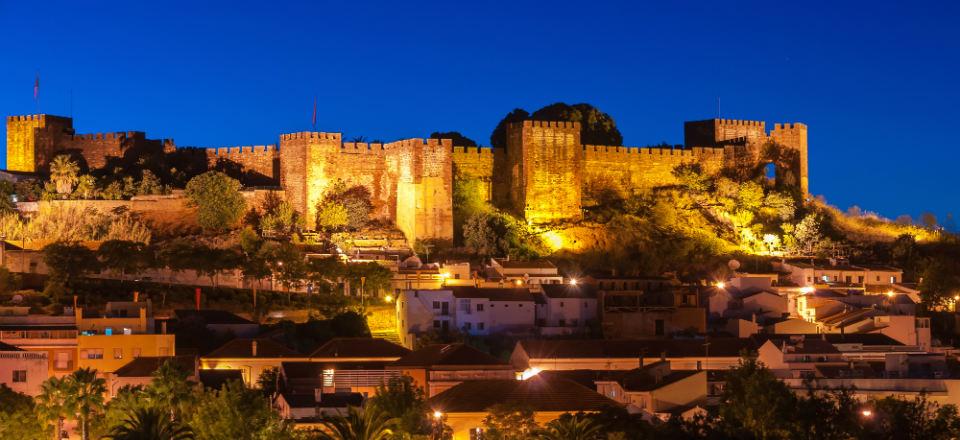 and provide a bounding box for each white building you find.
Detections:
[488,259,564,288]
[535,284,598,336]
[0,341,47,396]
[396,287,537,348]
